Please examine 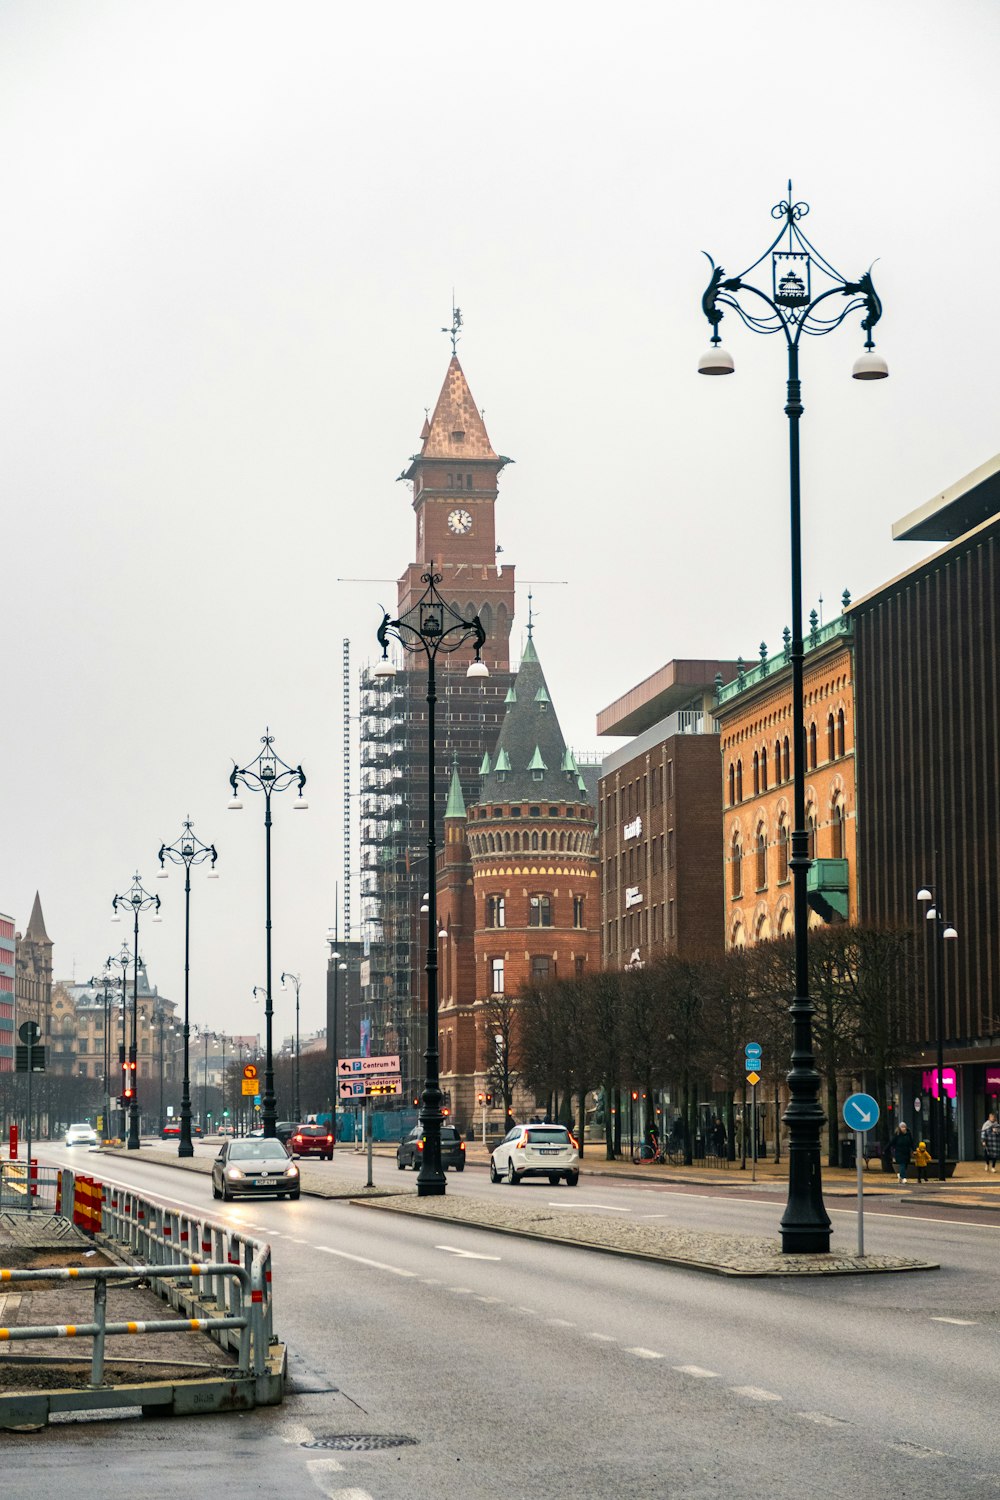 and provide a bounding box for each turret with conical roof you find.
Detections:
[25,892,51,945]
[478,634,584,805]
